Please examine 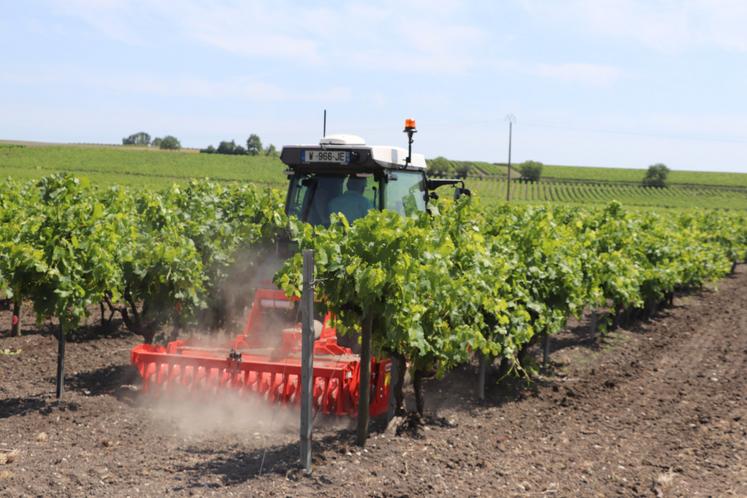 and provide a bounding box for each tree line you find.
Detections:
[427,157,672,188]
[200,134,278,157]
[122,132,181,150]
[427,157,545,182]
